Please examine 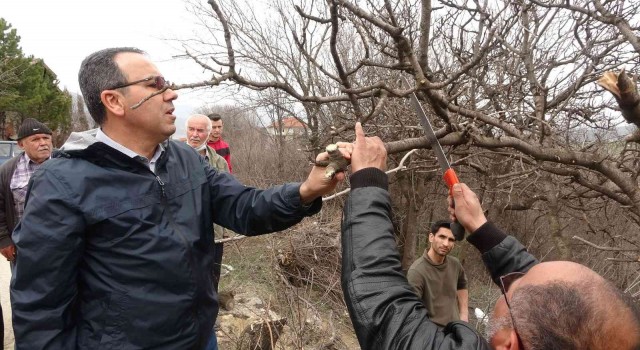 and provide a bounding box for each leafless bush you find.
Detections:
[274,220,345,312]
